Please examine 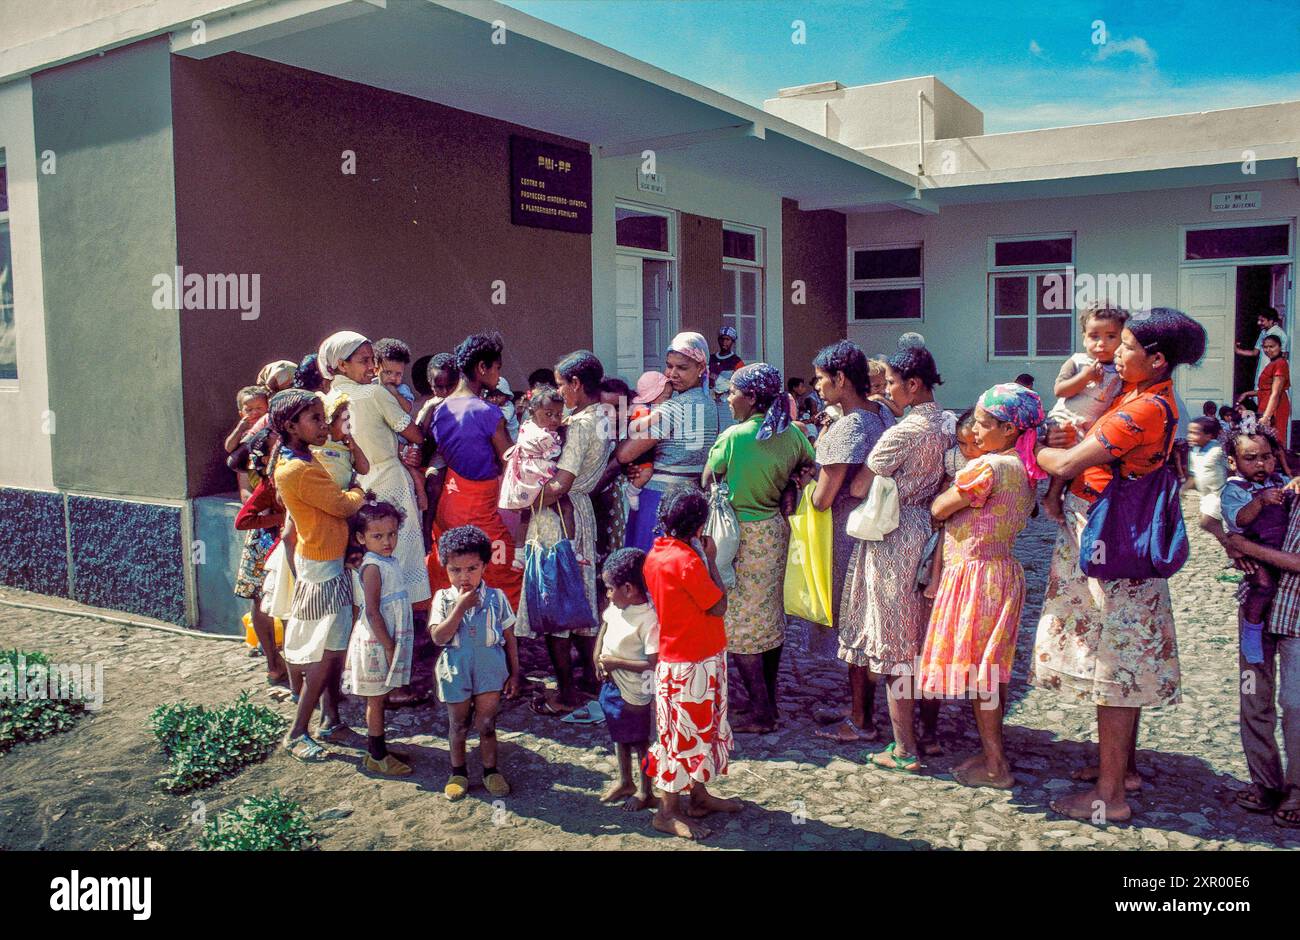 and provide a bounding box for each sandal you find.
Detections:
[814,718,878,744]
[861,741,921,774]
[1234,784,1282,814]
[529,695,575,717]
[1274,803,1300,829]
[285,734,331,763]
[317,721,349,742]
